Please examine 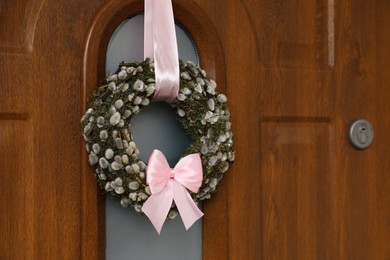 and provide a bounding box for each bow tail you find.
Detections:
[173,181,204,230]
[142,185,173,234]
